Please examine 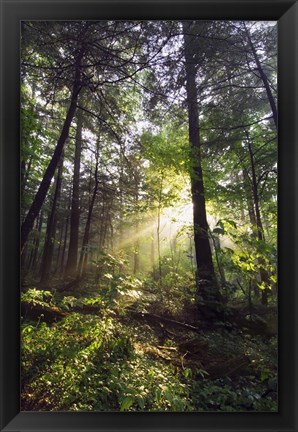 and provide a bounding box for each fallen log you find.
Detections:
[129,304,276,338]
[21,301,67,323]
[128,309,200,332]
